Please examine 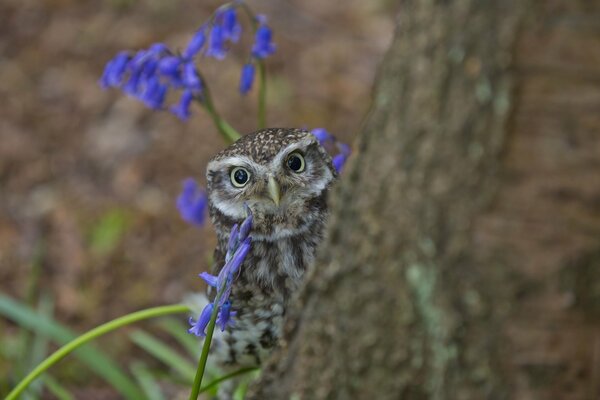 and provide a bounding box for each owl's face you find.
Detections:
[207,128,336,240]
